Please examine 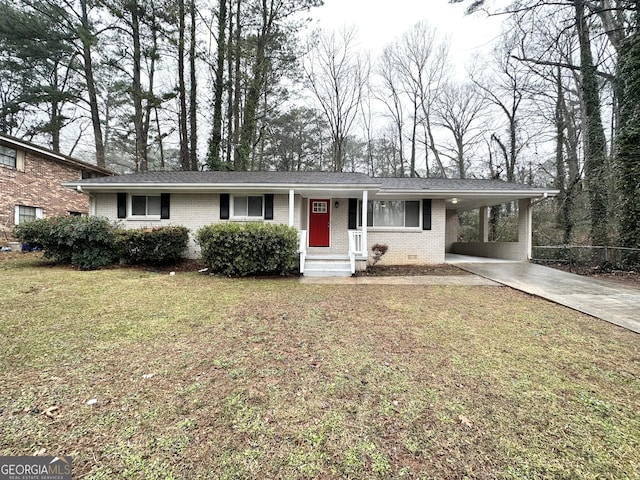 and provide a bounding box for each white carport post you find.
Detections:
[518,198,532,260]
[361,189,368,257]
[288,189,295,227]
[479,206,489,243]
